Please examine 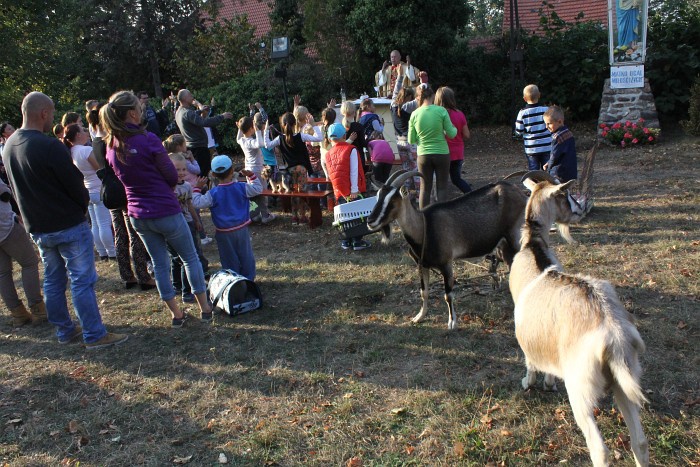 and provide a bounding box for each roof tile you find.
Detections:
[503,0,609,33]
